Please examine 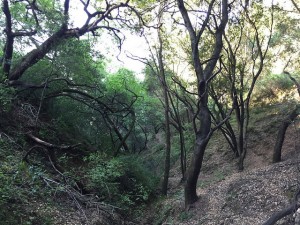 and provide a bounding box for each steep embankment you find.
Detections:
[142,103,299,225]
[163,158,299,225]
